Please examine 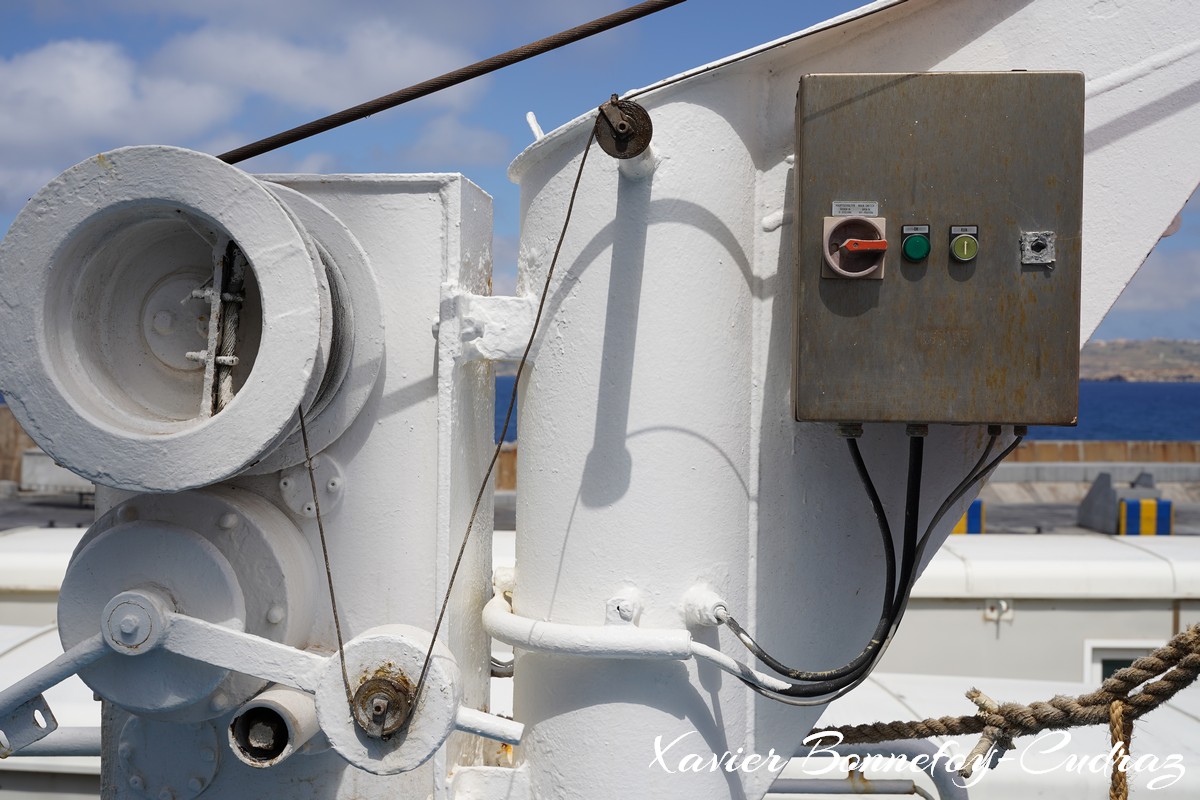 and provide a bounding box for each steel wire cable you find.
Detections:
[218,0,684,164]
[406,118,602,726]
